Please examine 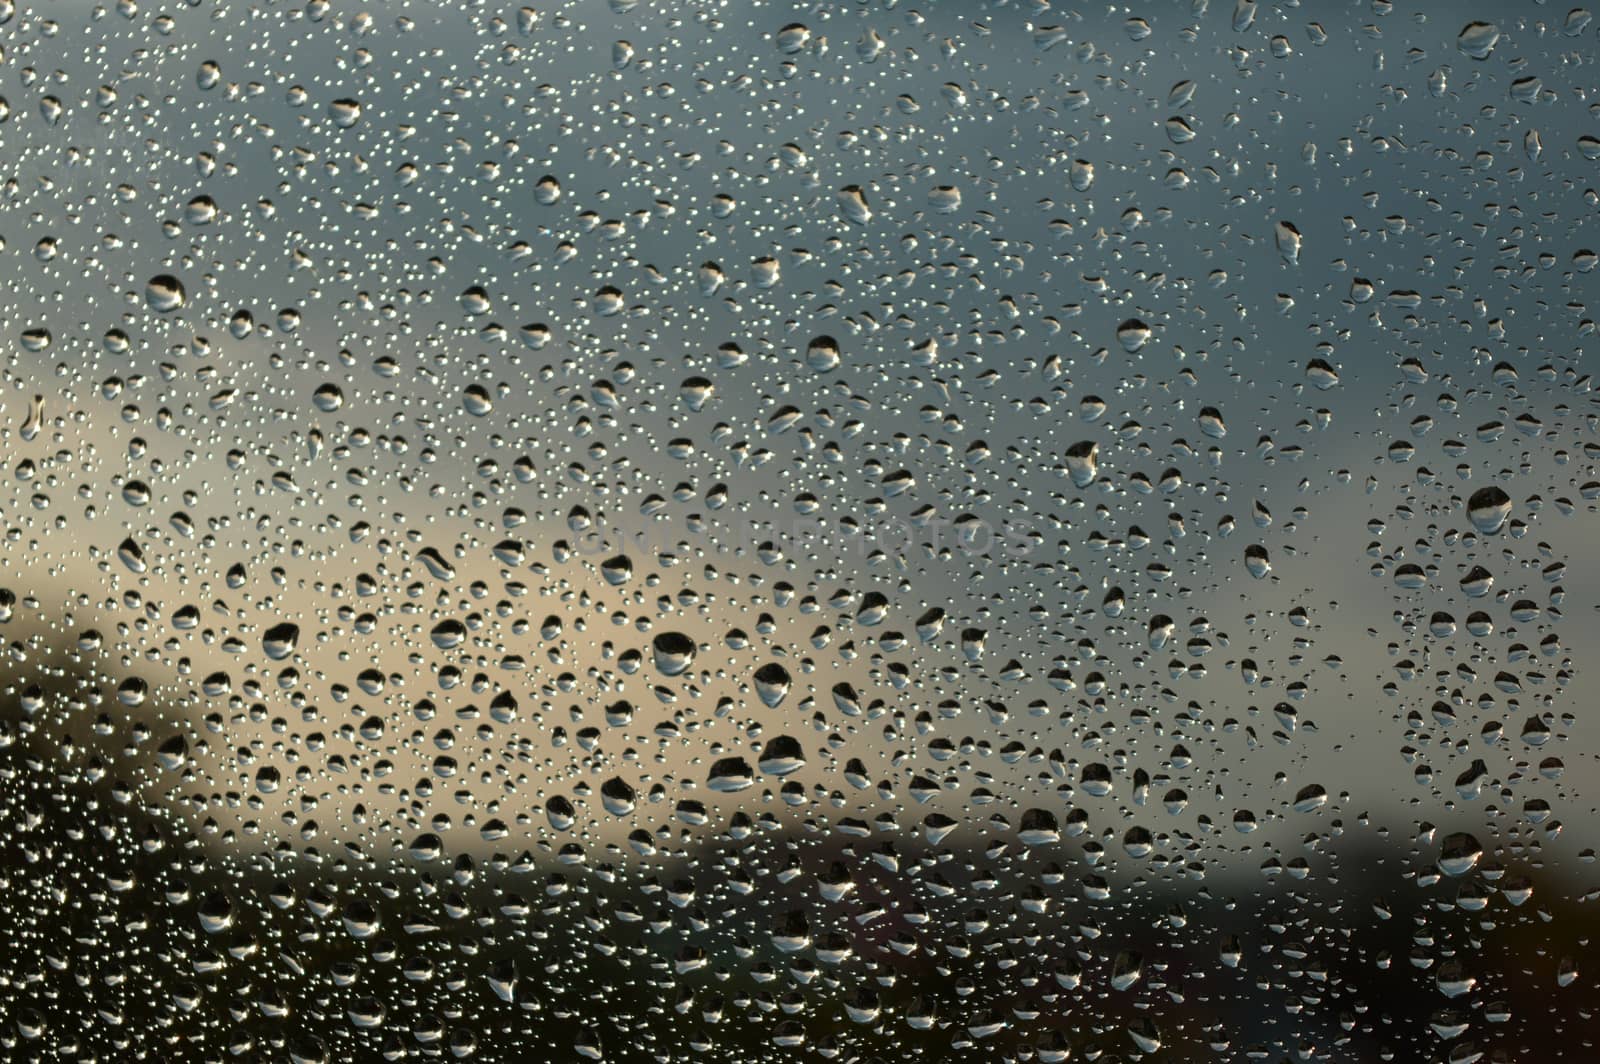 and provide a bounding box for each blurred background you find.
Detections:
[0,0,1596,1060]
